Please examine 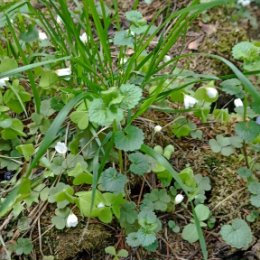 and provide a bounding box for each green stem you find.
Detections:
[113,121,123,173]
[242,96,249,168]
